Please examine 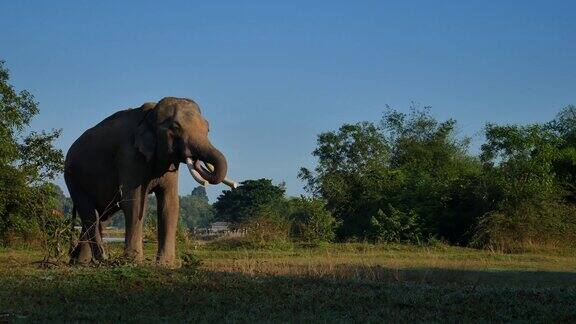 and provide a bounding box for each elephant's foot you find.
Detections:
[69,241,92,265]
[91,242,108,263]
[123,248,144,264]
[156,253,179,268]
